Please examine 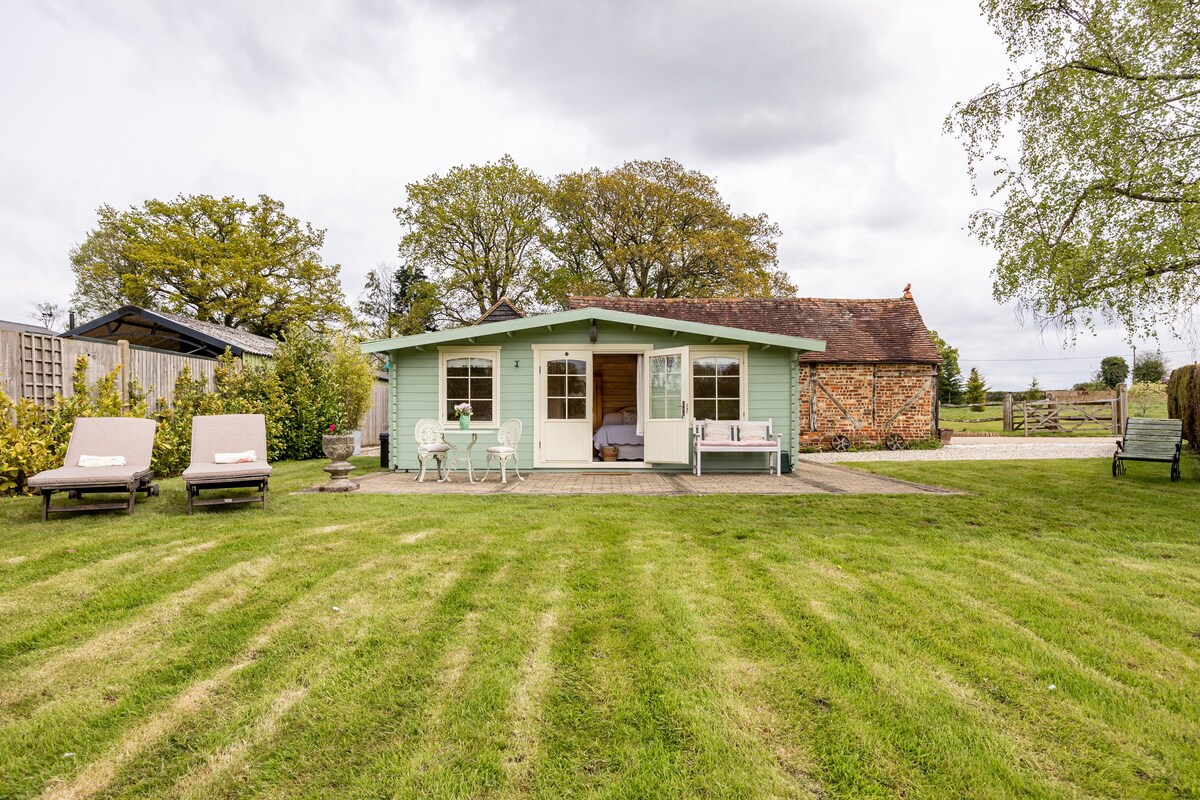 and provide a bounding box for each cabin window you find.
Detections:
[439,348,500,425]
[546,358,588,420]
[692,352,745,421]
